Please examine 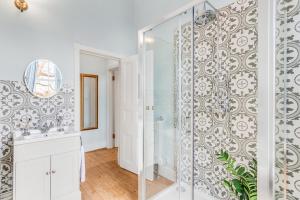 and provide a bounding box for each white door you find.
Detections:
[51,151,80,200]
[119,55,139,174]
[15,157,51,200]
